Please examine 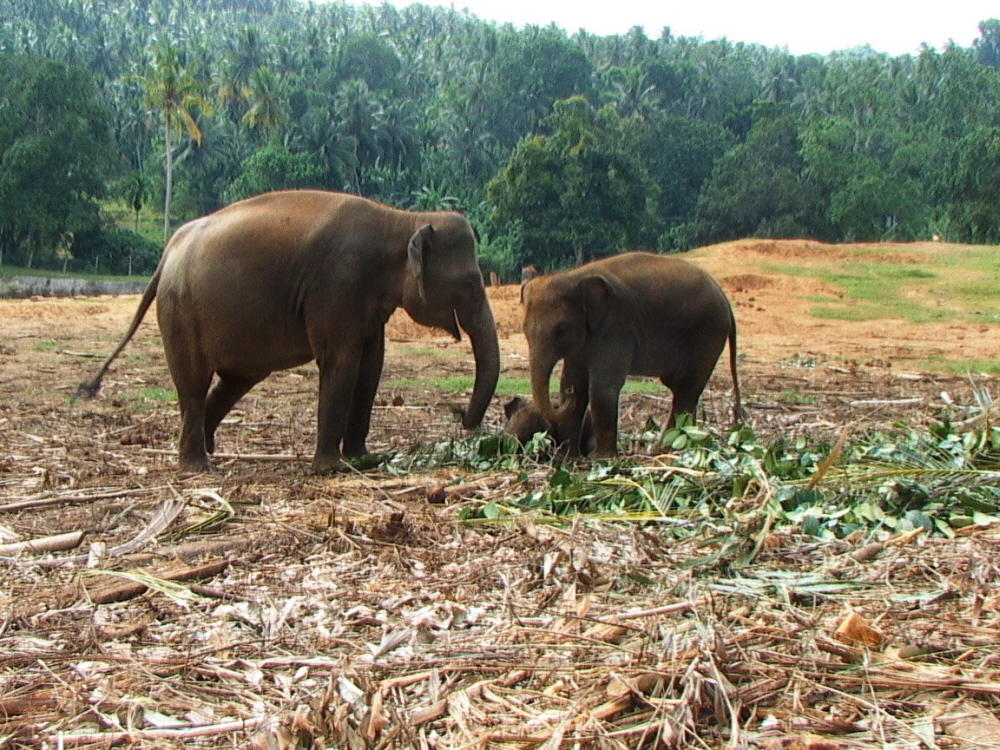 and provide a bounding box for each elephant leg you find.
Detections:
[204,372,266,454]
[313,348,363,473]
[589,379,624,458]
[556,359,590,457]
[172,370,214,473]
[579,410,597,456]
[343,330,385,457]
[663,375,707,427]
